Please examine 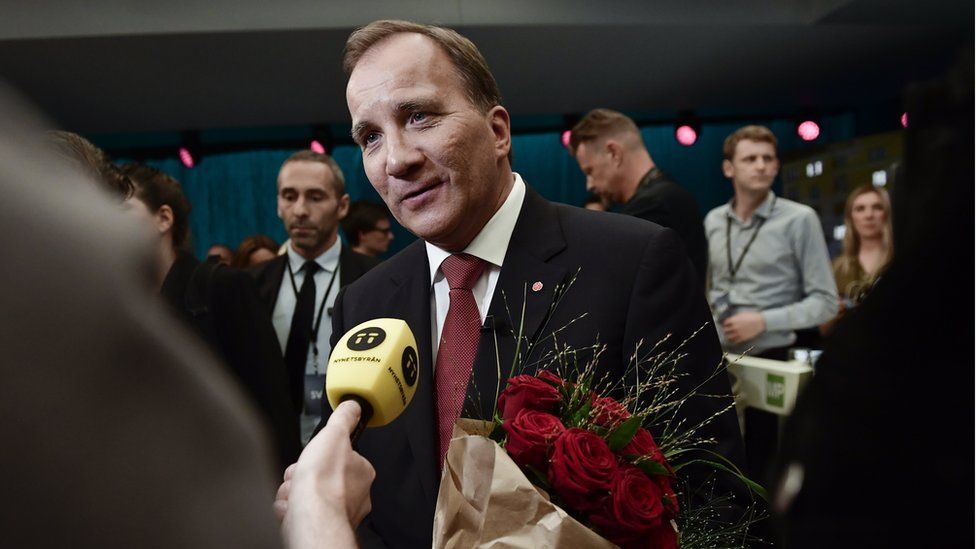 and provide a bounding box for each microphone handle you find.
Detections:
[343,395,373,449]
